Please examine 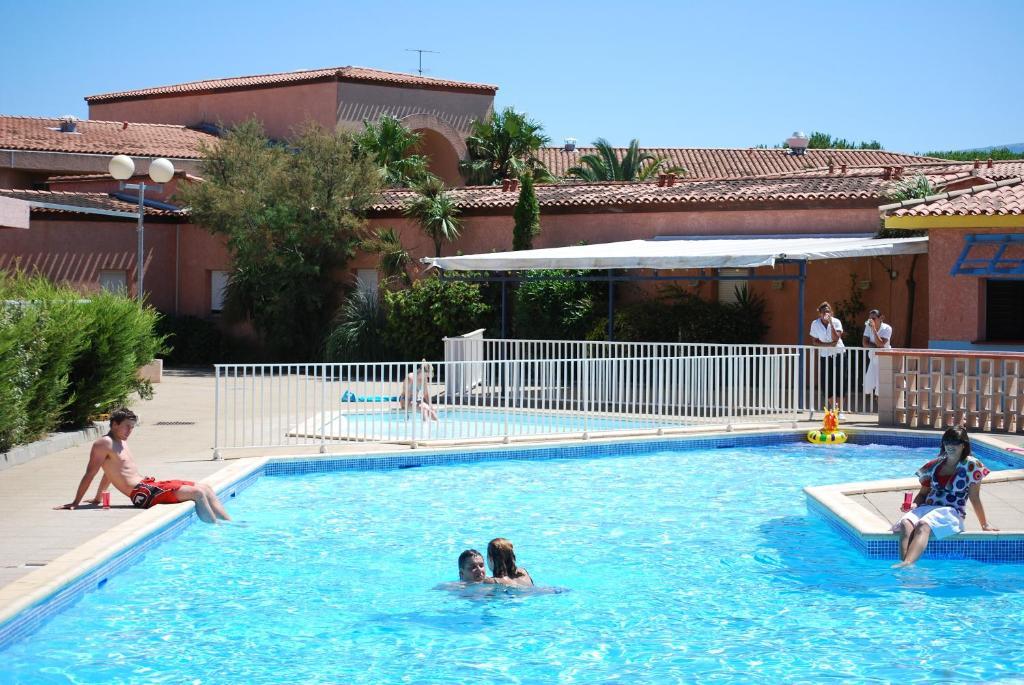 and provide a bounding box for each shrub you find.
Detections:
[585,285,769,345]
[63,290,165,426]
[0,272,165,446]
[156,314,226,366]
[513,271,601,340]
[324,287,387,362]
[382,276,492,360]
[0,303,37,451]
